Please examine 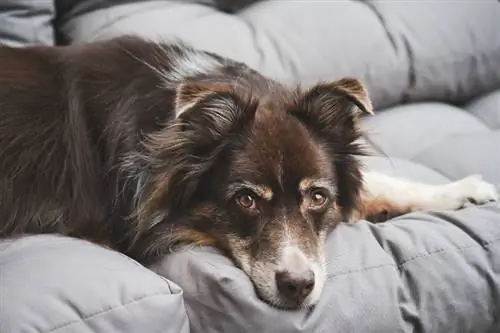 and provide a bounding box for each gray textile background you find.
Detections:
[0,0,54,46]
[152,203,500,333]
[0,235,190,333]
[59,0,500,110]
[55,0,261,19]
